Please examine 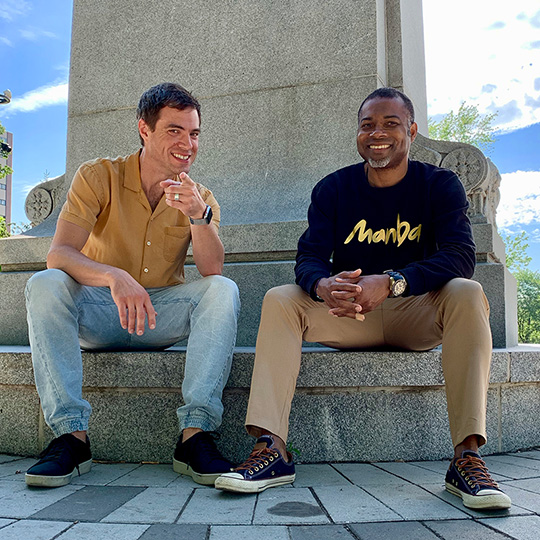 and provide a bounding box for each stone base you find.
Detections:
[1,345,539,464]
